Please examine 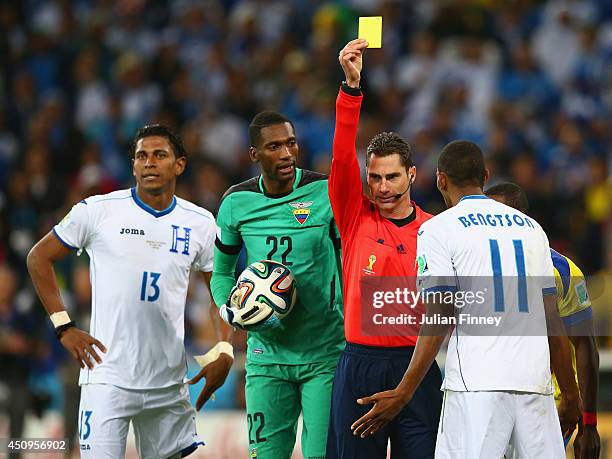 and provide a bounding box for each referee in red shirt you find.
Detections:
[326,39,442,459]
